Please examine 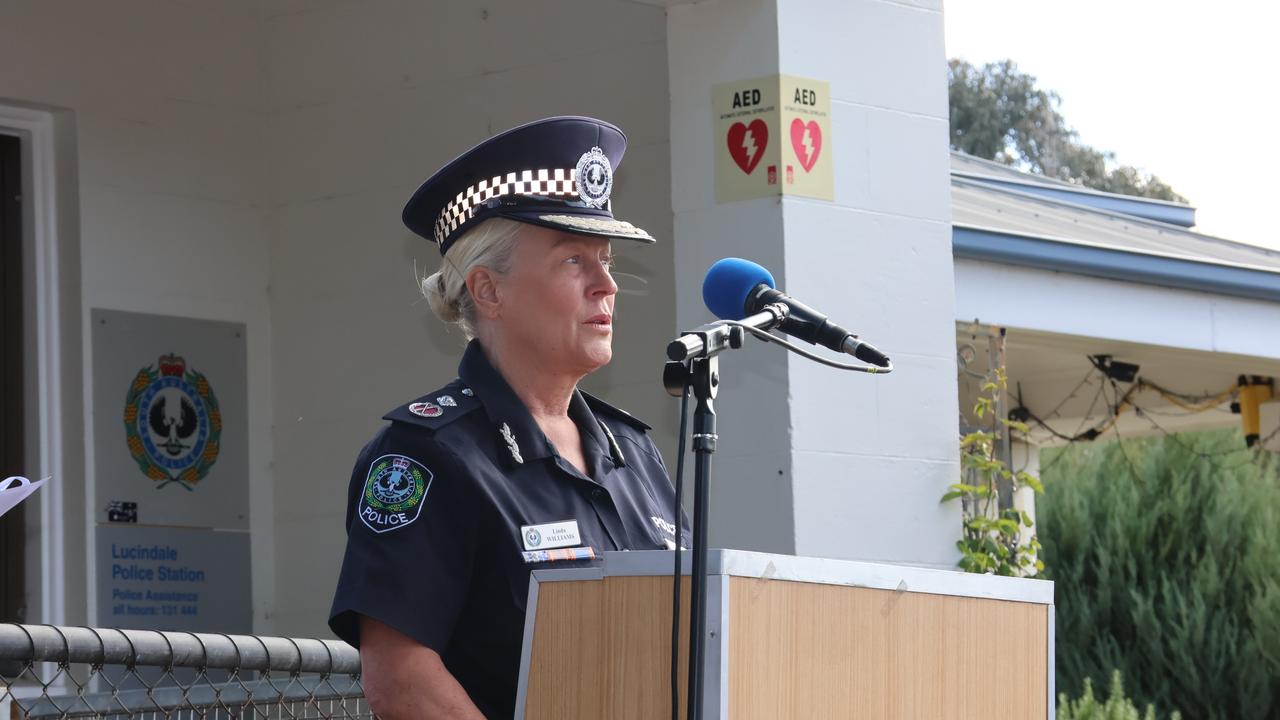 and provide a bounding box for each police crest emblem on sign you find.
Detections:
[359,454,432,533]
[122,353,221,491]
